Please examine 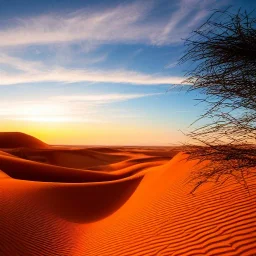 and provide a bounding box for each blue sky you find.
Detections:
[0,0,255,145]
